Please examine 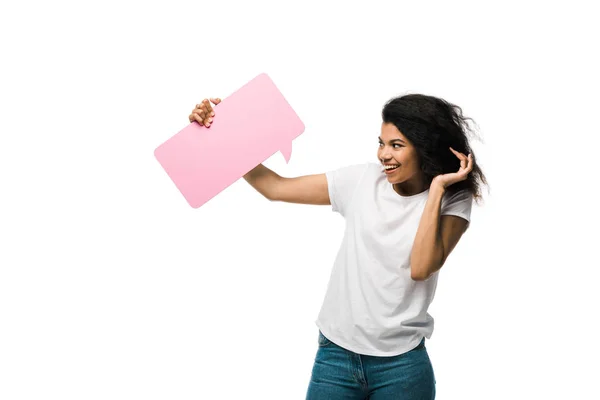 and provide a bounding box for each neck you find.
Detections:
[392,176,431,197]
